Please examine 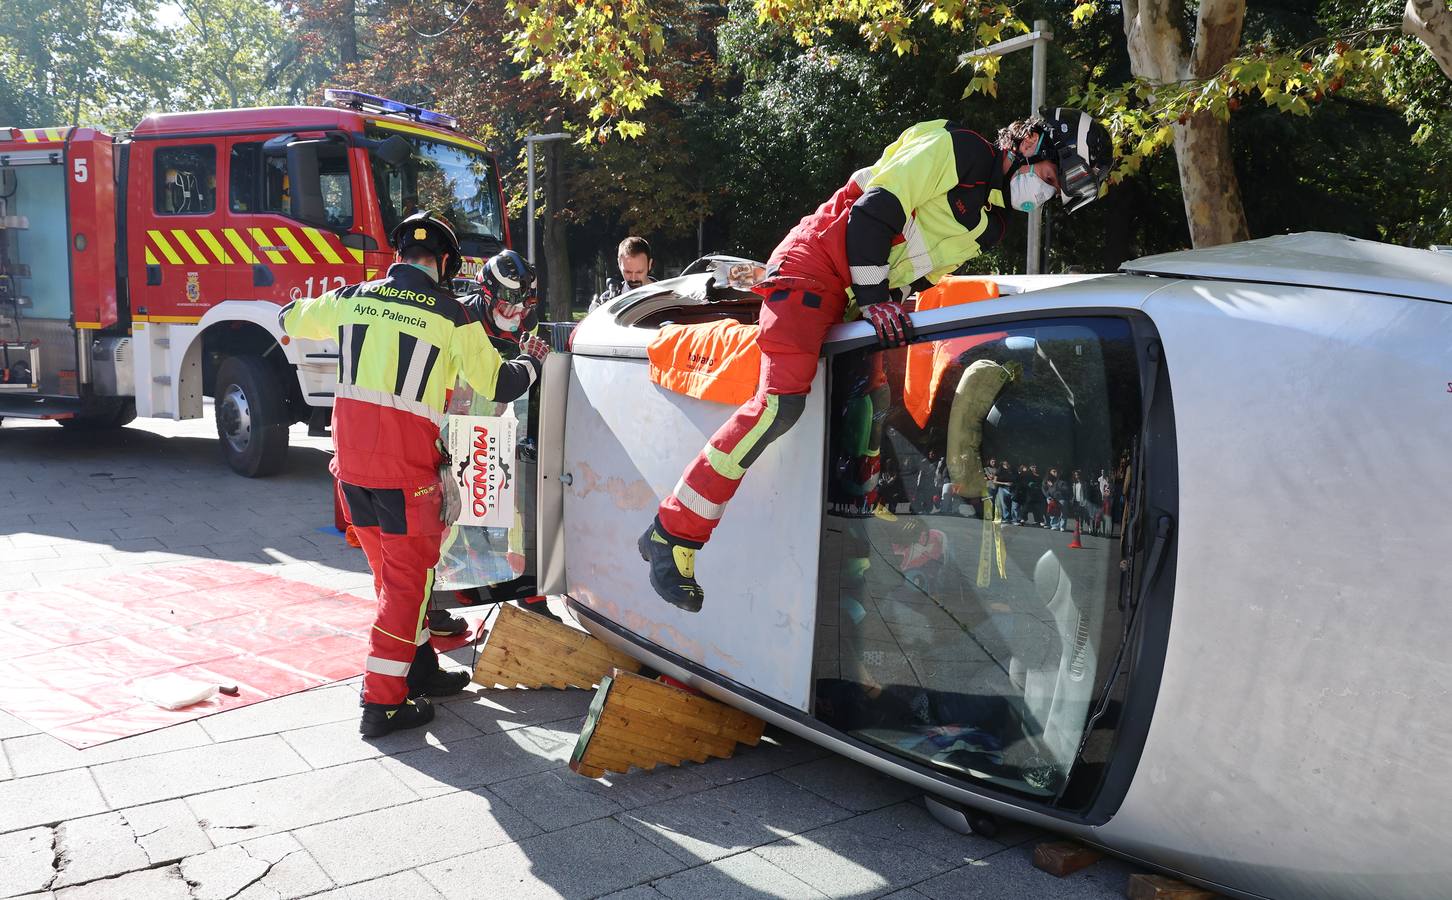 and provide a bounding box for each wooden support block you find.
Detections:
[1032,841,1103,877]
[1127,873,1221,900]
[471,603,641,690]
[570,669,766,778]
